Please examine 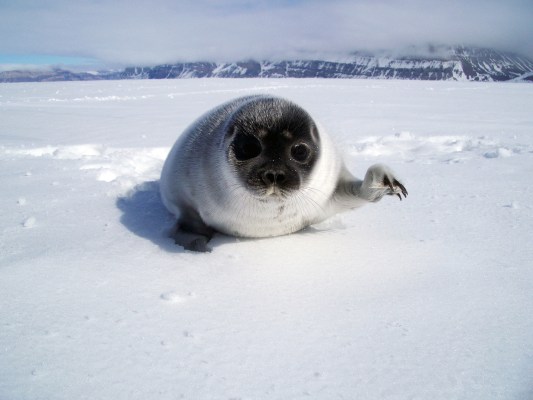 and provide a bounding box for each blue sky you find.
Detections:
[0,54,99,69]
[1,0,532,70]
